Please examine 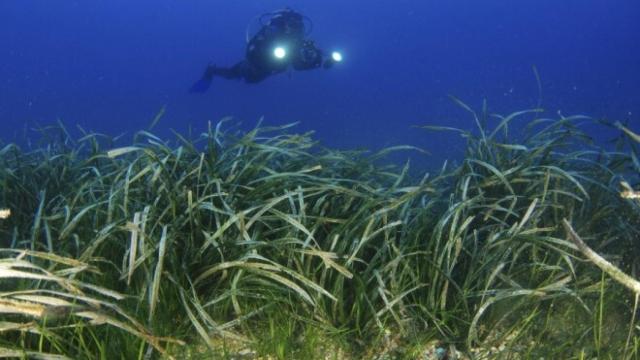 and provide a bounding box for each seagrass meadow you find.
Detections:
[2,104,640,359]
